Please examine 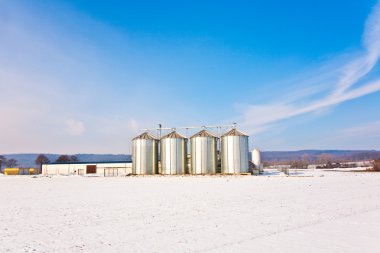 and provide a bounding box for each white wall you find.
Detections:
[42,162,132,176]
